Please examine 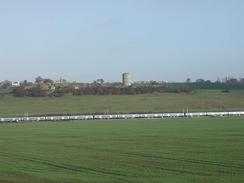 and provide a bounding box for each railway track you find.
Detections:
[1,111,244,123]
